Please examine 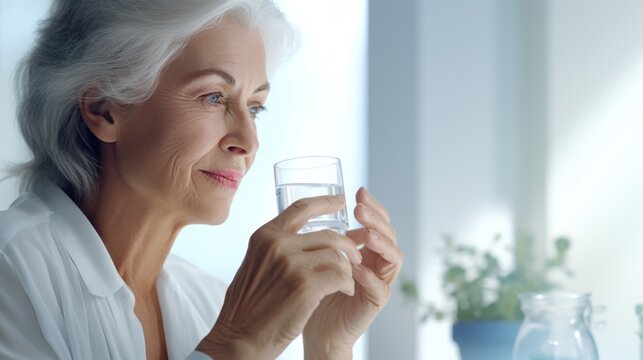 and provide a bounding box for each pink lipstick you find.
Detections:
[200,170,243,190]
